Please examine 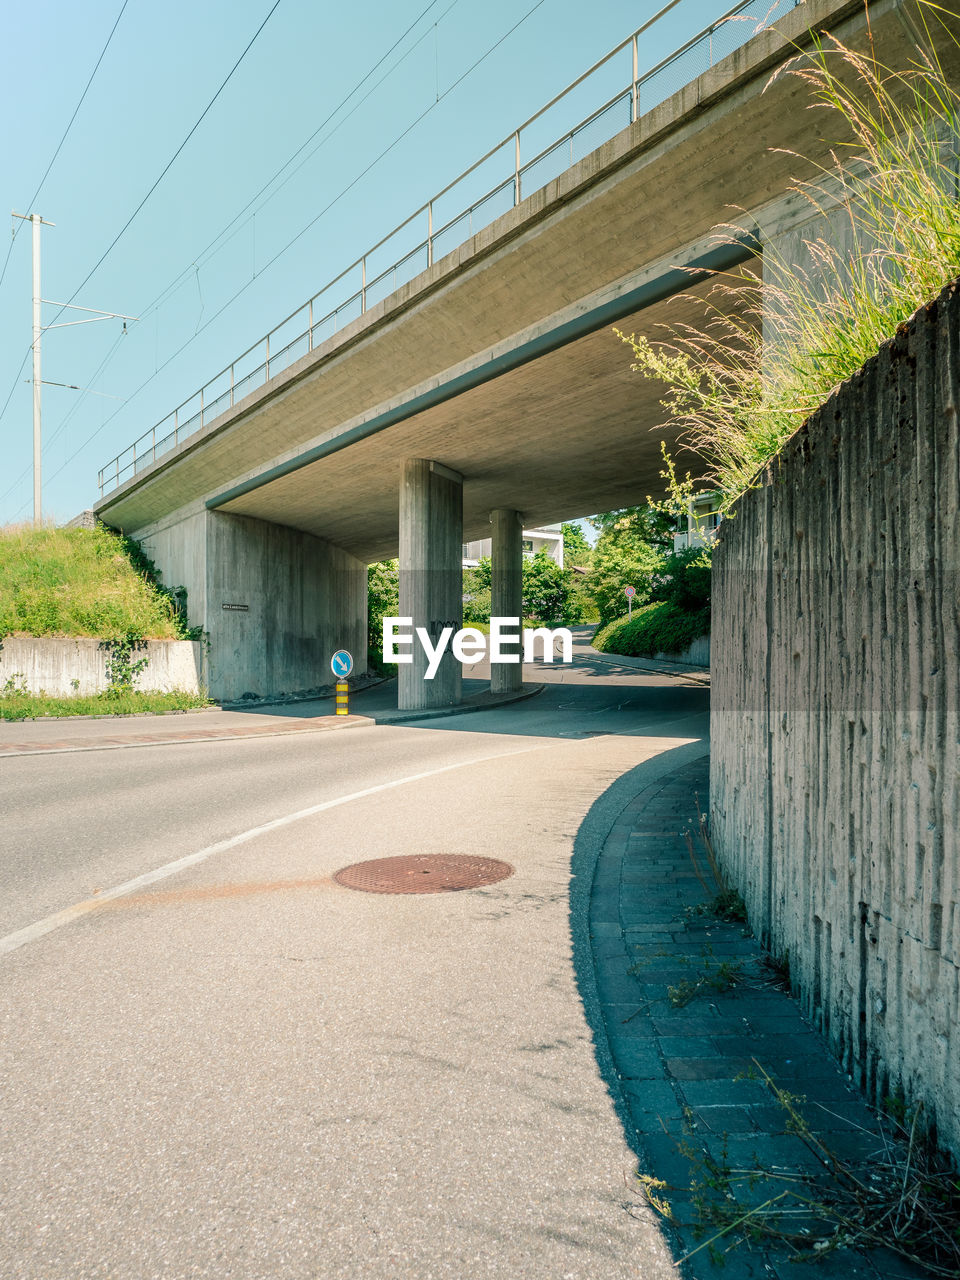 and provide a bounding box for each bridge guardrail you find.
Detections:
[99,0,799,497]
